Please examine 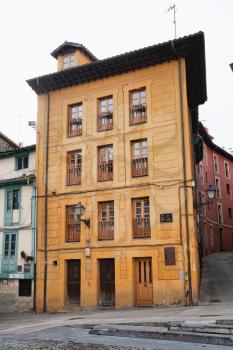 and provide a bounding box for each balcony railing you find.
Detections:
[132,157,148,177]
[130,104,147,125]
[98,221,114,240]
[133,217,151,238]
[68,119,82,137]
[67,166,81,185]
[67,223,80,242]
[98,112,113,131]
[98,161,113,181]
